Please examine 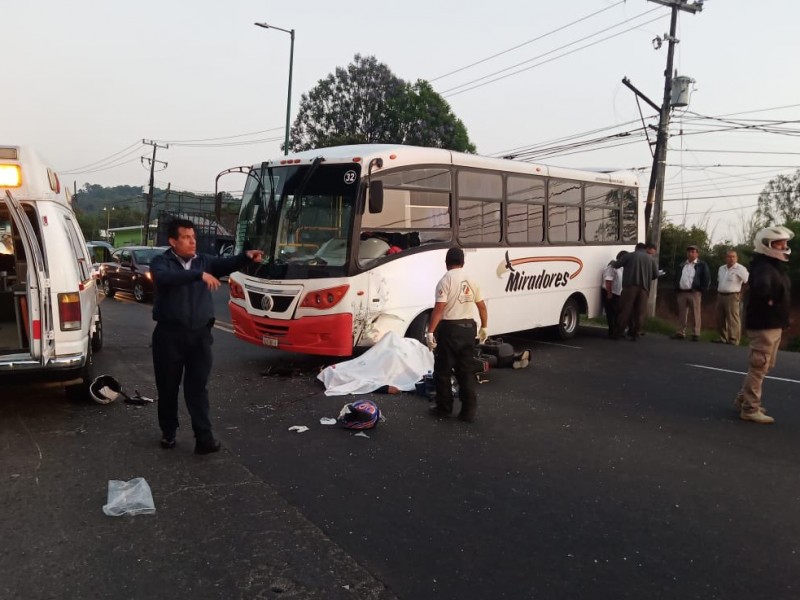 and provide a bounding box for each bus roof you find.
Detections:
[257,144,639,188]
[0,144,70,205]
